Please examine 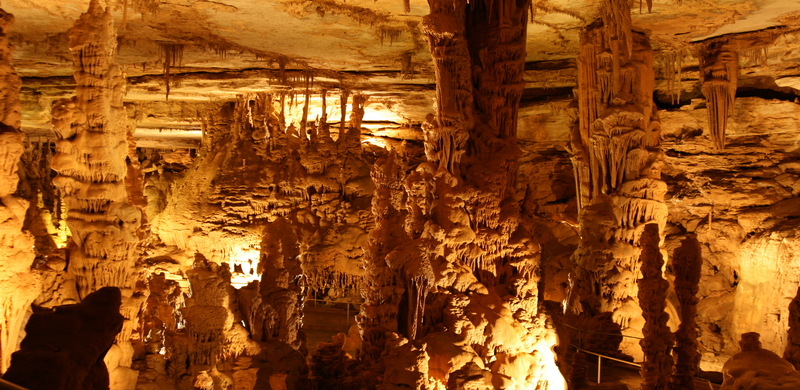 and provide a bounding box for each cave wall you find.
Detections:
[1,1,800,389]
